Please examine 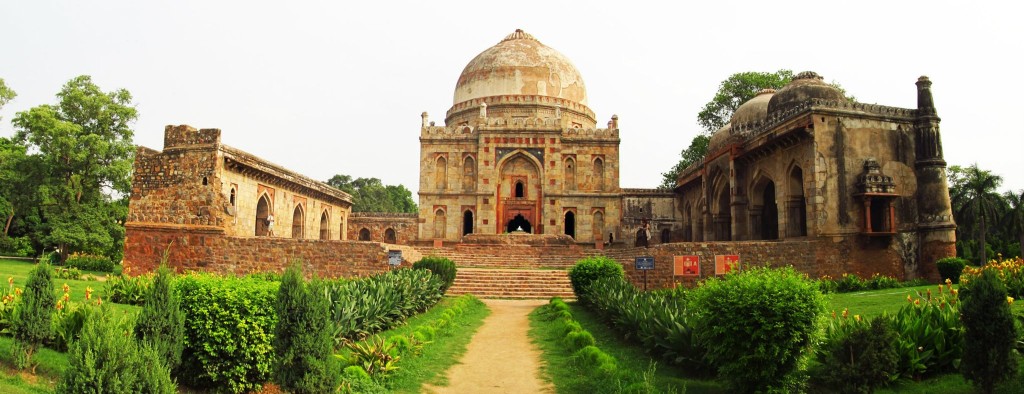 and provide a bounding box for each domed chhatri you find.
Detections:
[453,29,587,106]
[767,71,846,115]
[707,124,733,154]
[731,88,776,126]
